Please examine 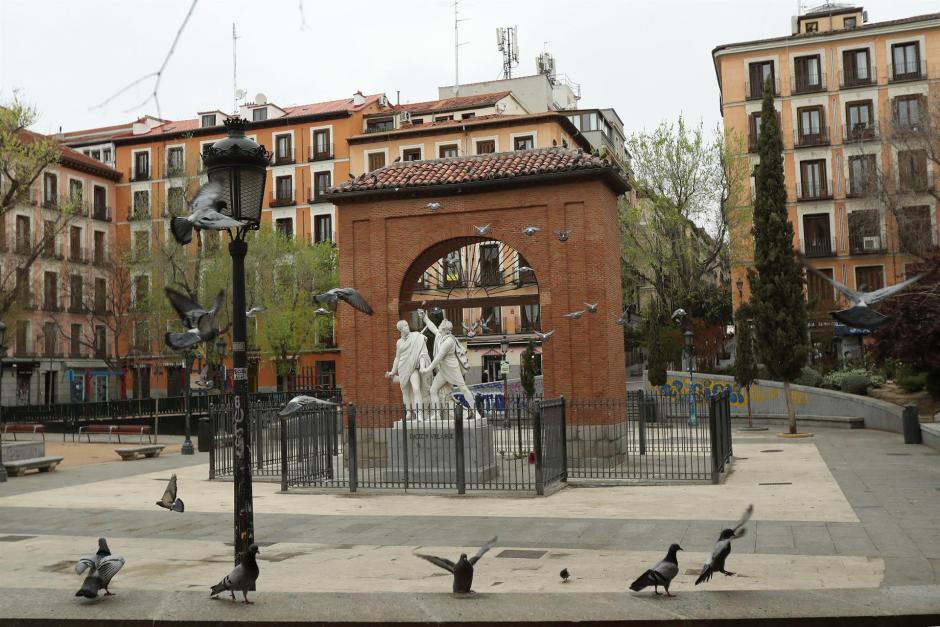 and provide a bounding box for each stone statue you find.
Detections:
[419,311,481,419]
[385,320,432,418]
